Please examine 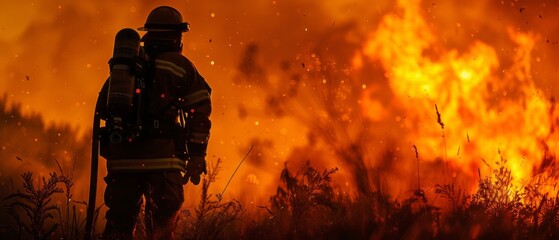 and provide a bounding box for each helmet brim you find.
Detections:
[137,22,190,32]
[140,31,182,43]
[137,27,188,32]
